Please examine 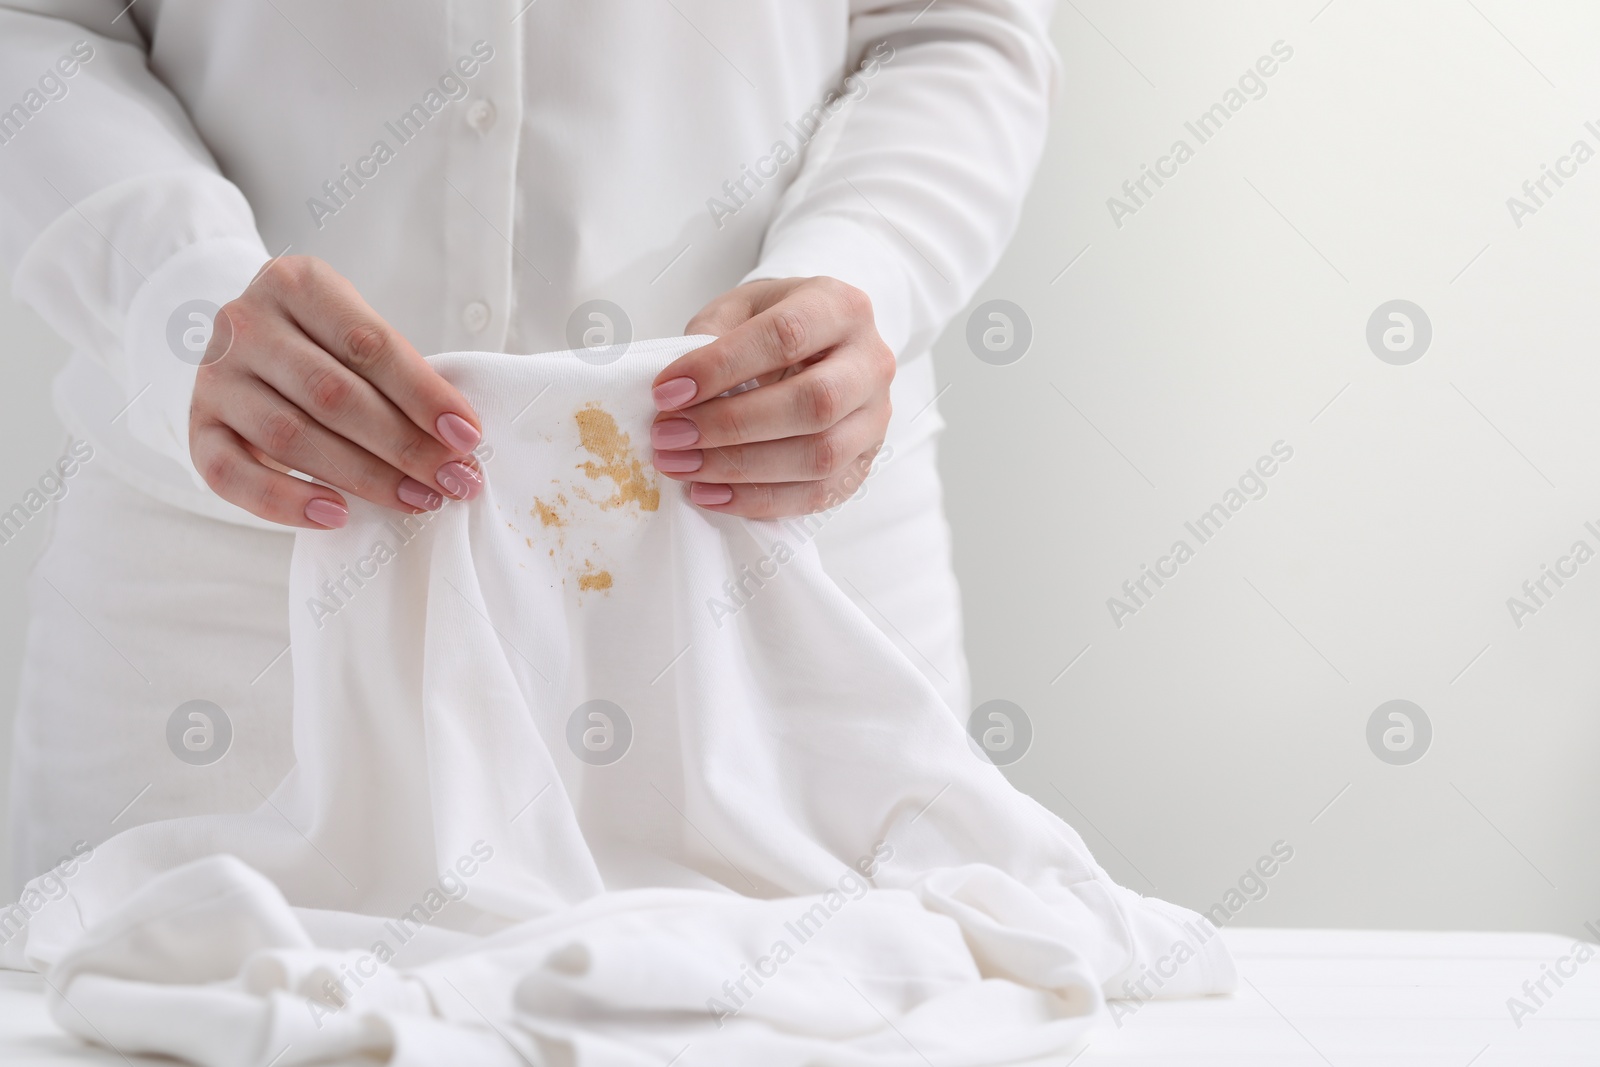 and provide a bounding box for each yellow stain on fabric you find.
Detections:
[532,495,567,527]
[575,404,659,512]
[519,406,652,599]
